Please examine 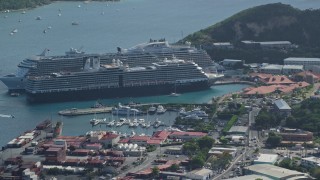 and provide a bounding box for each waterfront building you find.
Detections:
[168,132,207,141]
